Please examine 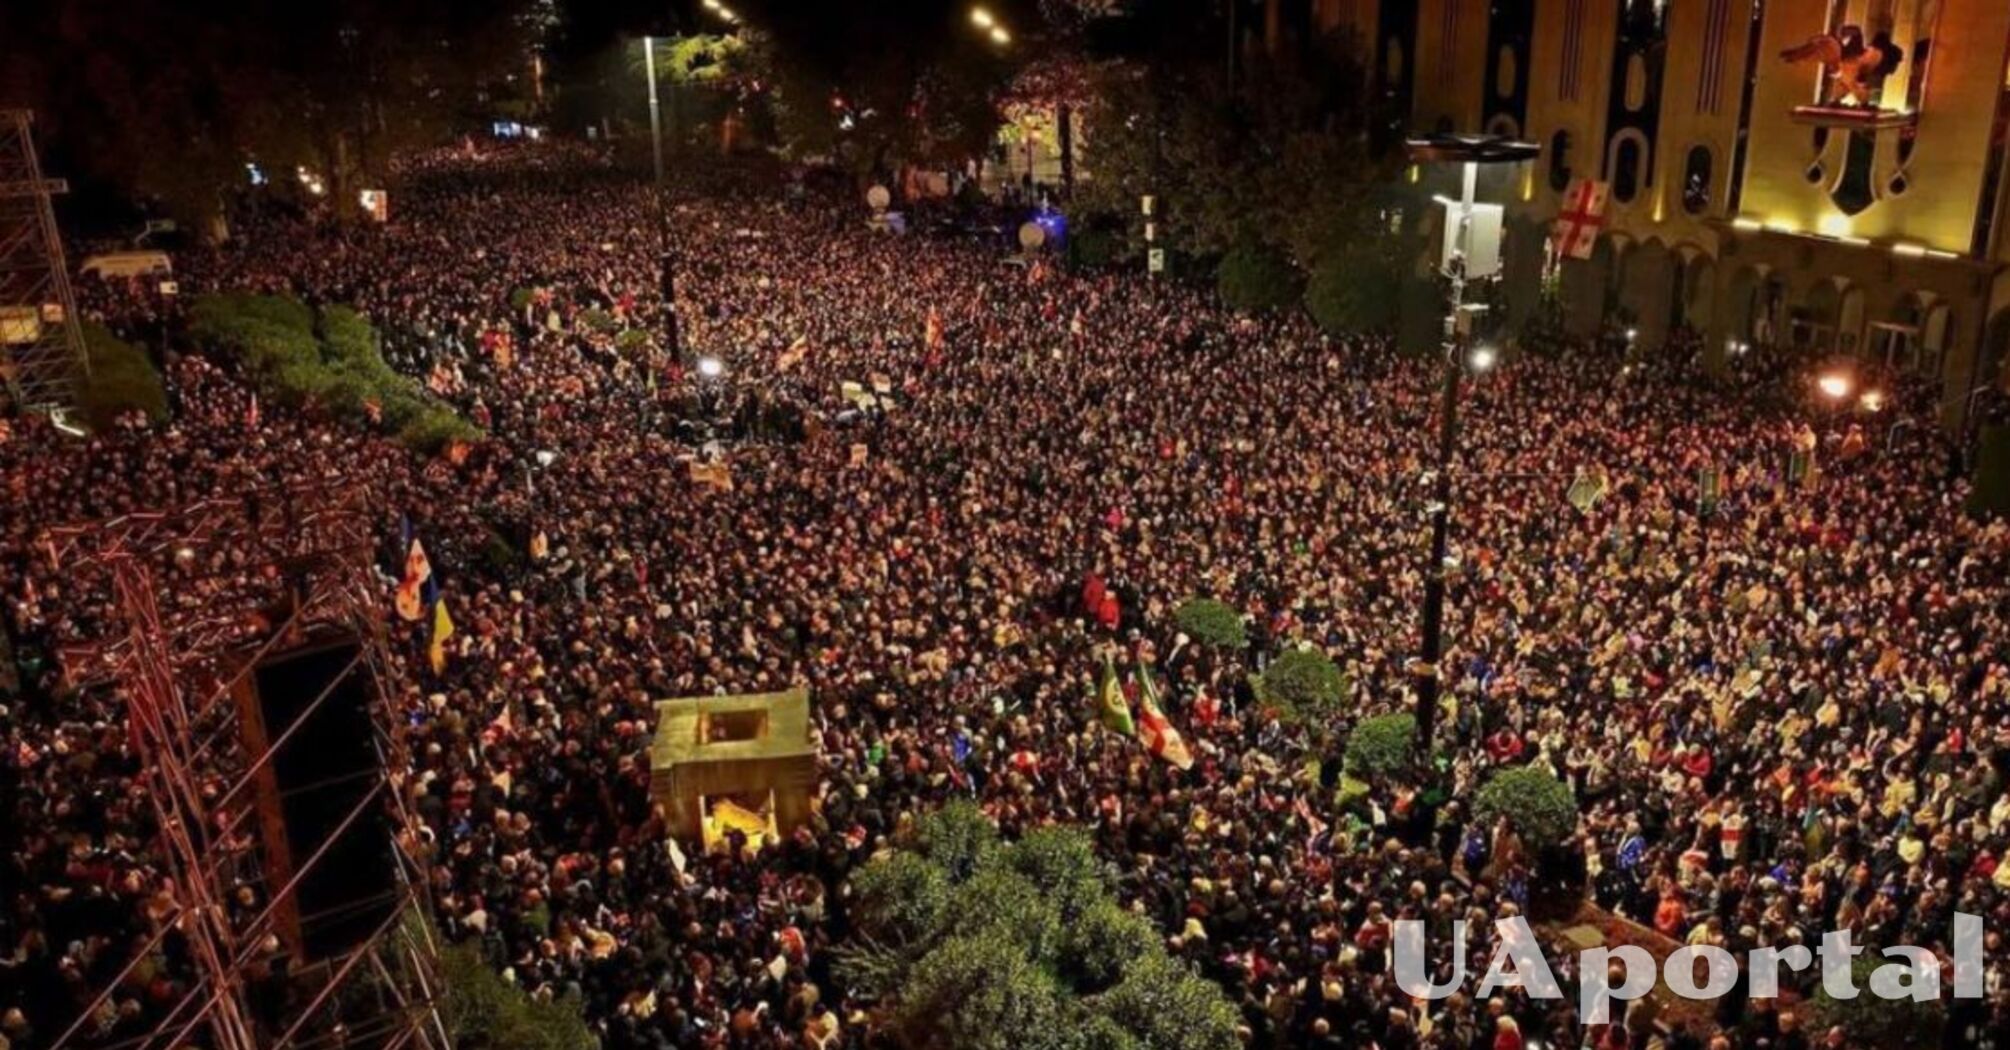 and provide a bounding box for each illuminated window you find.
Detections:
[1682,146,1713,214]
